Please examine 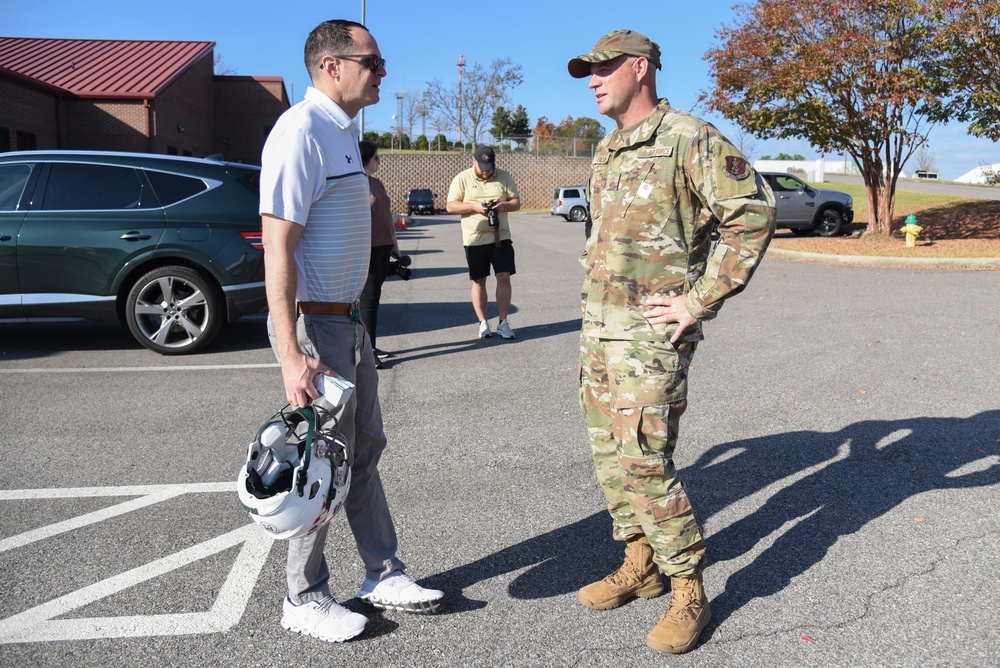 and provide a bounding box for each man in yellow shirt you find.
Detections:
[446,146,521,339]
